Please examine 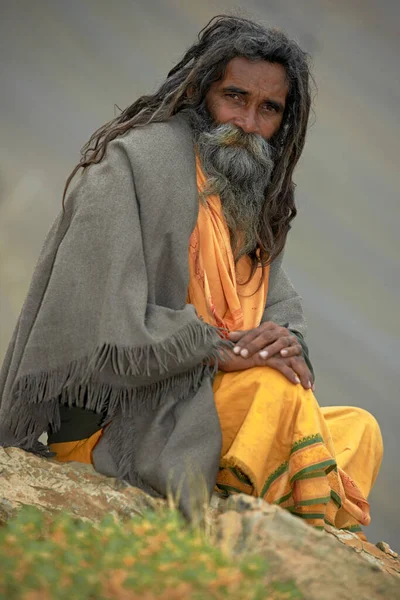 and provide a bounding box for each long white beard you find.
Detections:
[195,120,275,258]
